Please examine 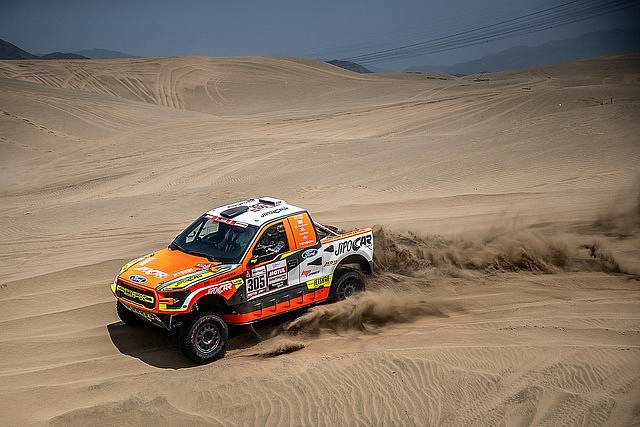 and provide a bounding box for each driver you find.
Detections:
[256,223,287,255]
